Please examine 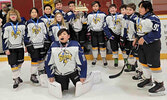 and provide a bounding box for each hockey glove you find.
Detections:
[120,36,126,48]
[44,40,51,52]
